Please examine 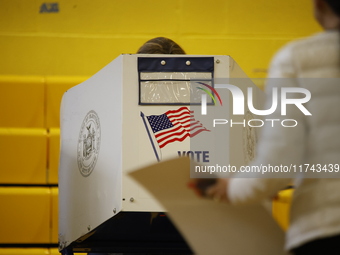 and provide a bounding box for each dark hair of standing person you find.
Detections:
[316,0,340,61]
[325,0,340,17]
[137,37,186,54]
